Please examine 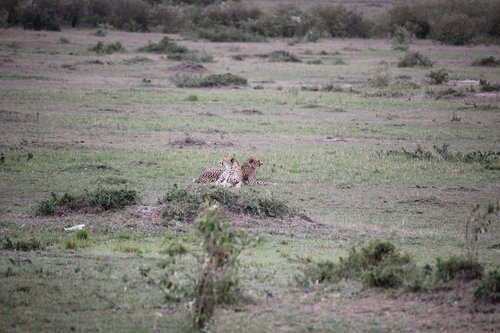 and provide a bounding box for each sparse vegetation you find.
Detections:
[268,50,301,63]
[435,257,483,282]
